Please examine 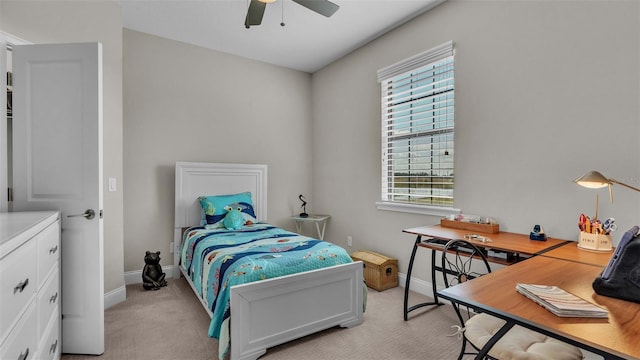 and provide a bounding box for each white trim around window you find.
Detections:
[376,201,460,217]
[377,41,456,212]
